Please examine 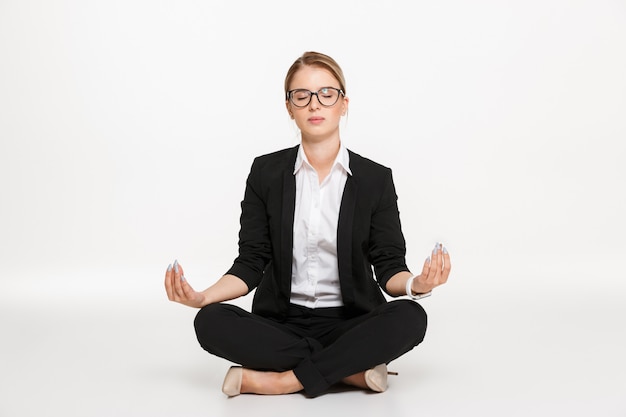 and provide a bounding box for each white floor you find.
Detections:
[1,265,625,417]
